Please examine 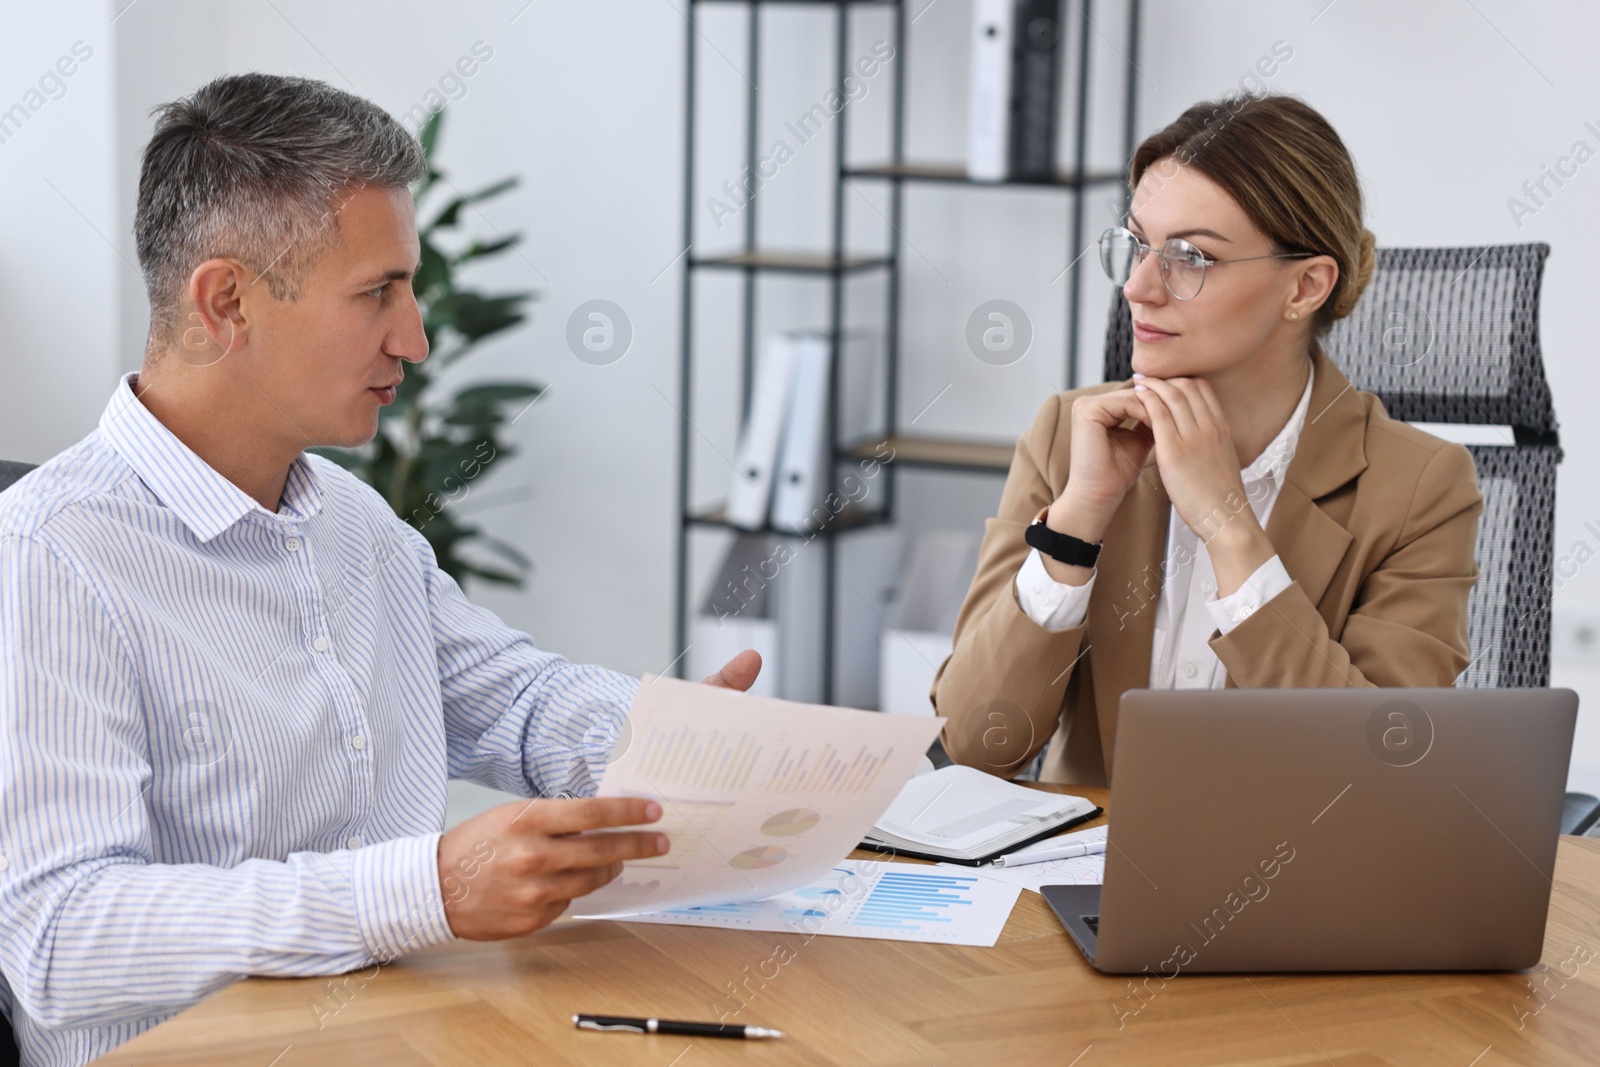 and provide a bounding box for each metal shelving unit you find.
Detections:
[675,0,1142,702]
